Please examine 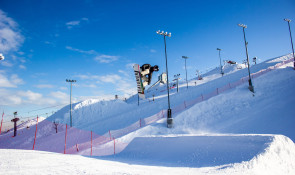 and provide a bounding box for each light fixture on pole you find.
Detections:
[196,70,203,80]
[11,112,19,137]
[66,79,76,127]
[216,48,224,76]
[182,56,189,89]
[238,23,254,93]
[253,57,257,65]
[173,74,180,93]
[156,30,173,128]
[284,18,295,69]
